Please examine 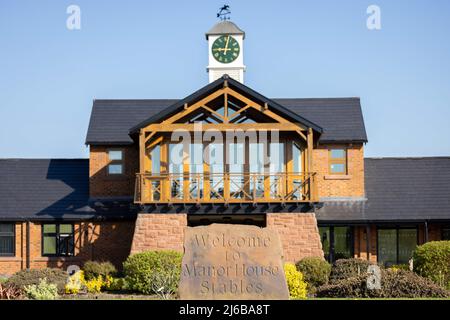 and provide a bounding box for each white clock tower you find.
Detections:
[206,20,246,83]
